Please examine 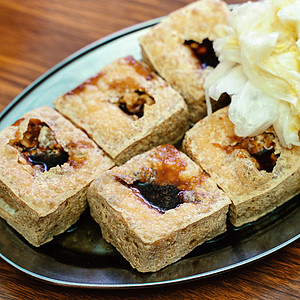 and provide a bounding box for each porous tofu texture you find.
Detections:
[54,56,189,165]
[0,106,113,246]
[183,106,300,226]
[88,144,230,272]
